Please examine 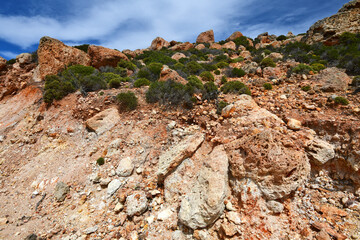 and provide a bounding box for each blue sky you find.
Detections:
[0,0,350,59]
